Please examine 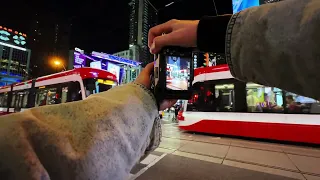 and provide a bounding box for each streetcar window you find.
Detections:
[246,83,284,113]
[11,92,17,108]
[35,87,58,107]
[61,87,68,103]
[21,90,29,108]
[186,82,235,112]
[284,92,320,114]
[67,81,82,102]
[83,78,115,97]
[10,90,29,112]
[0,93,8,107]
